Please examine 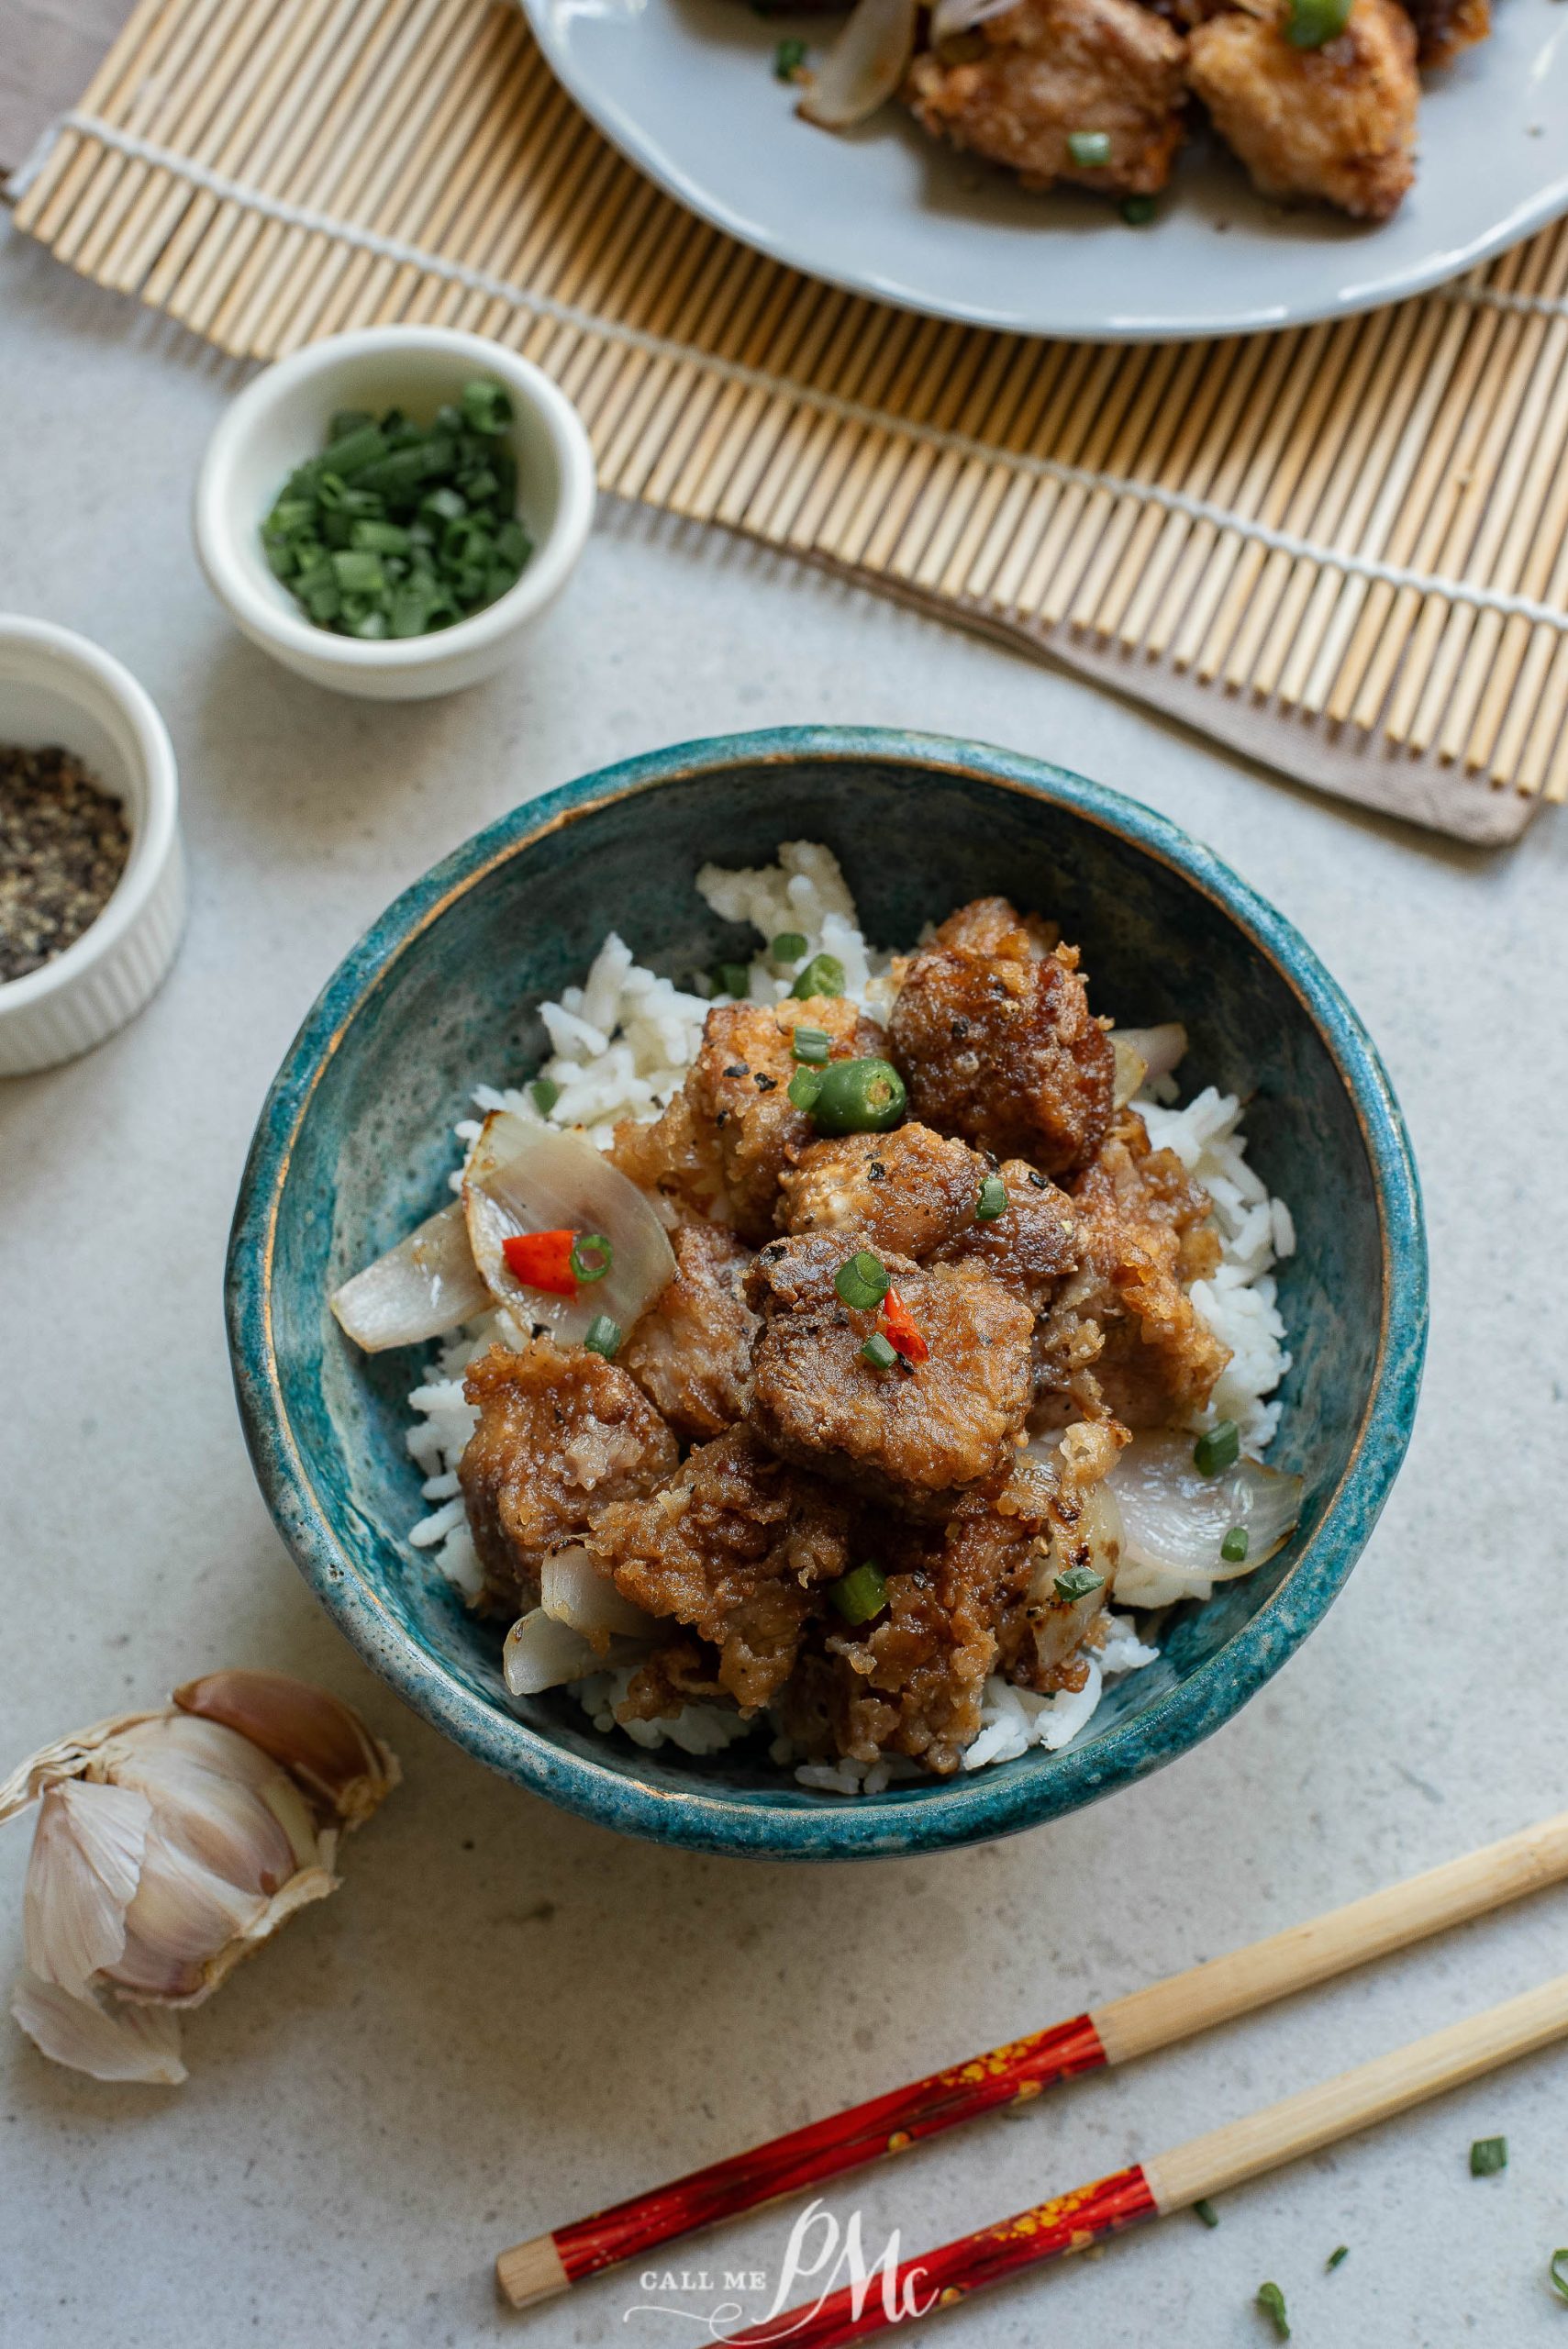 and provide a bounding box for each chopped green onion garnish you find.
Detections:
[1067,130,1112,167]
[328,408,374,442]
[1194,1419,1240,1476]
[772,930,807,963]
[791,952,845,1000]
[1194,2199,1220,2229]
[828,1563,888,1624]
[1284,0,1351,39]
[1220,1524,1250,1564]
[861,1331,898,1372]
[1053,1564,1105,1604]
[1326,2245,1349,2272]
[584,1313,622,1360]
[1551,2250,1568,2304]
[773,32,806,76]
[570,1233,614,1284]
[976,1174,1008,1221]
[1255,2281,1290,2340]
[530,1077,559,1117]
[1470,2136,1507,2176]
[788,1067,824,1112]
[1121,195,1157,225]
[835,1250,890,1311]
[793,1027,831,1064]
[806,1057,907,1135]
[462,380,513,435]
[711,960,751,998]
